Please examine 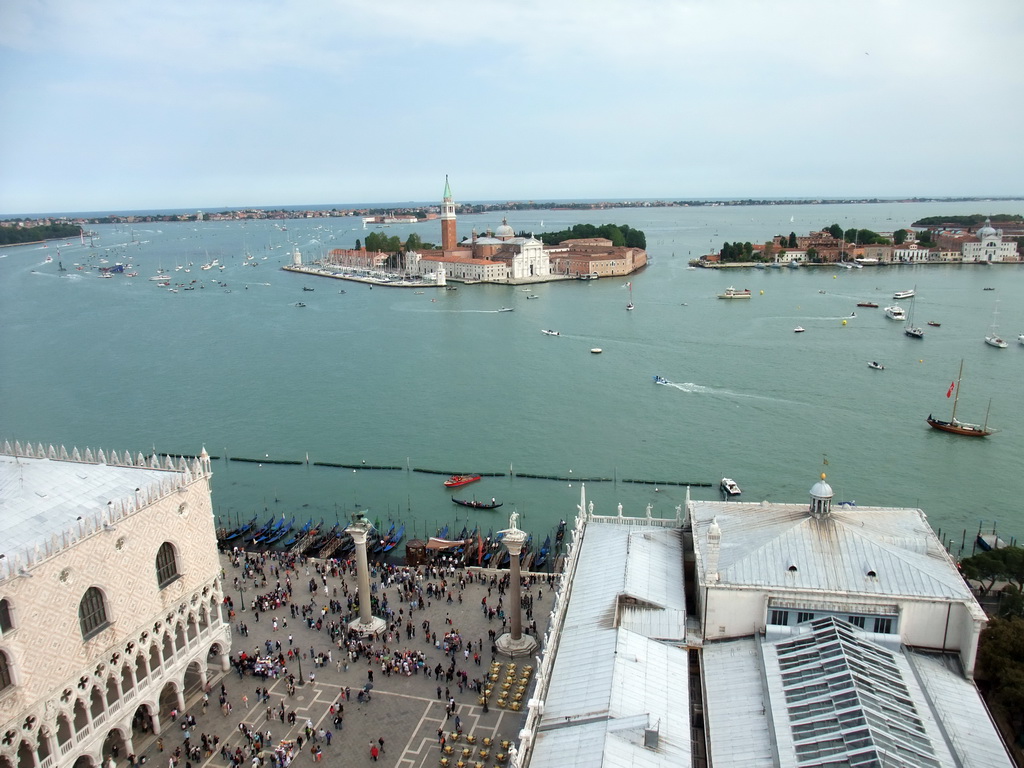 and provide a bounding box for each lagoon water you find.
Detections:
[2,201,1023,553]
